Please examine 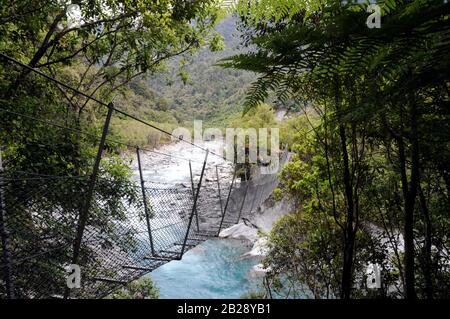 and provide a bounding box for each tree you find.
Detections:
[0,0,225,298]
[108,277,159,299]
[223,0,450,299]
[1,0,223,113]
